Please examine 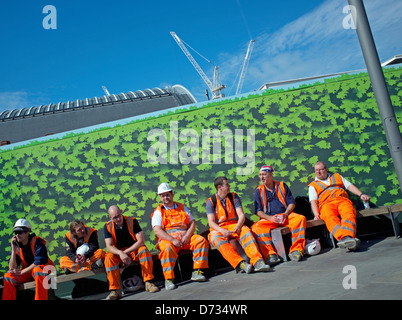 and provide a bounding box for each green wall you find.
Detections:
[1,68,401,271]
